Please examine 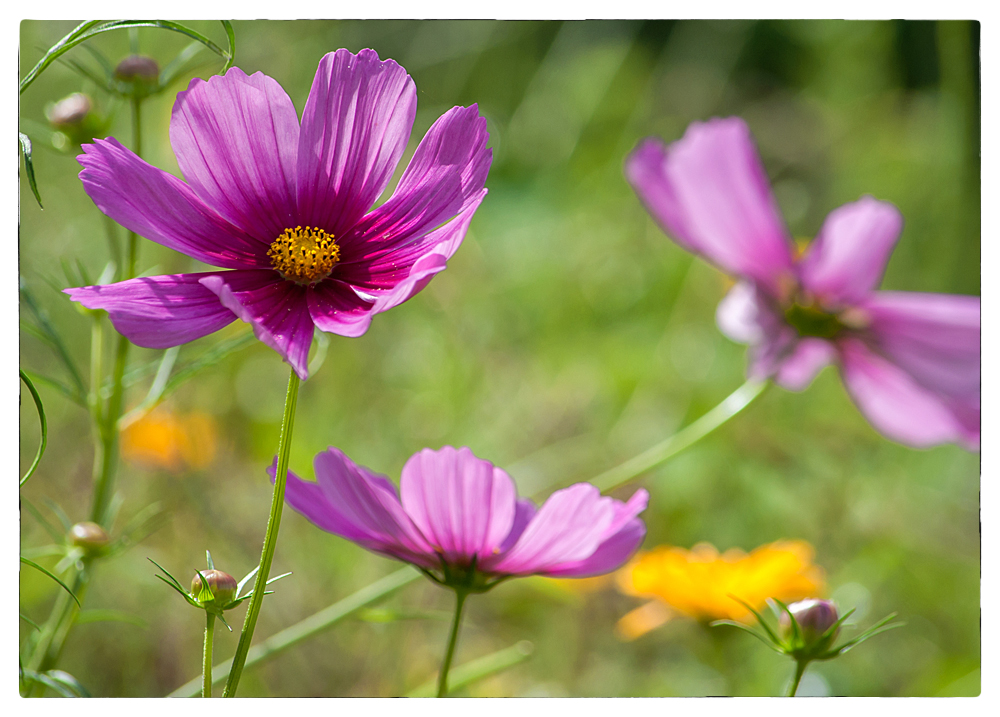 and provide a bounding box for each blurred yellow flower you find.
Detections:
[120,407,217,472]
[615,540,824,640]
